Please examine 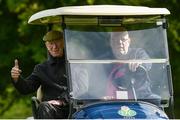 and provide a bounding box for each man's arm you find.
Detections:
[129,48,152,72]
[11,59,41,94]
